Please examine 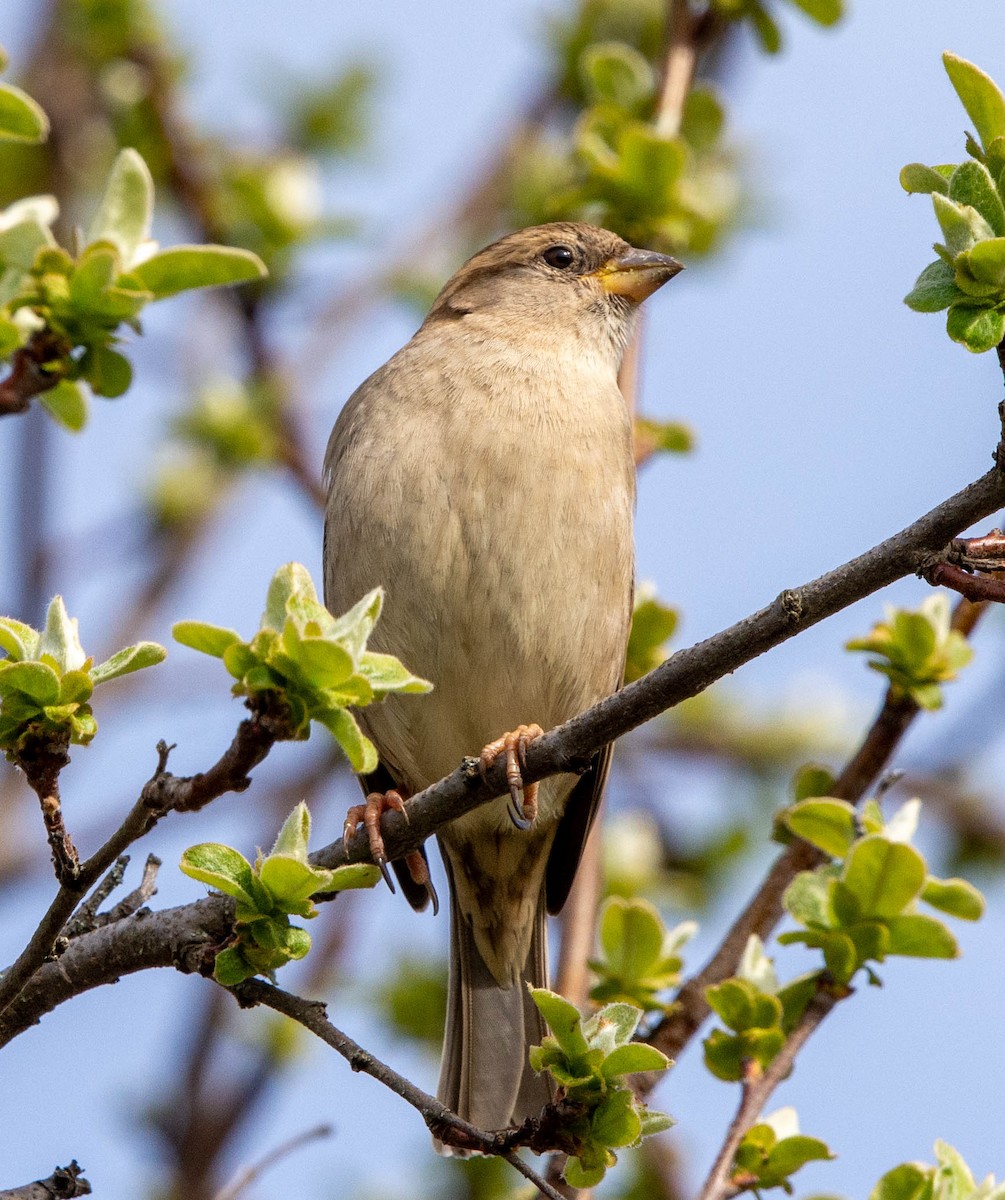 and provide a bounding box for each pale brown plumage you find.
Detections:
[323,222,681,1139]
